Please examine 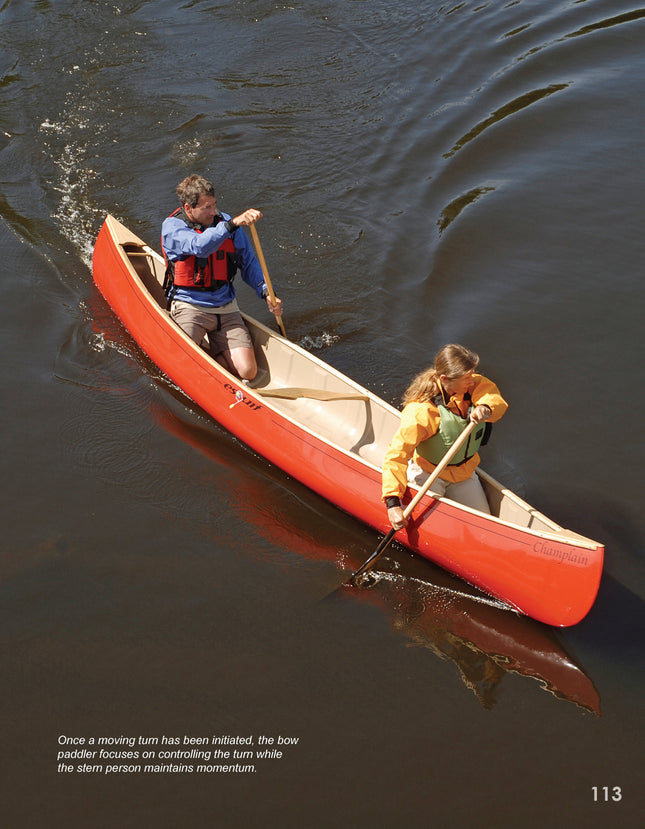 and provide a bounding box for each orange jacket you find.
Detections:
[381,373,508,501]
